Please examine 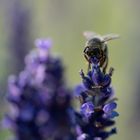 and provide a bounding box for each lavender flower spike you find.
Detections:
[4,38,77,140]
[75,32,119,140]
